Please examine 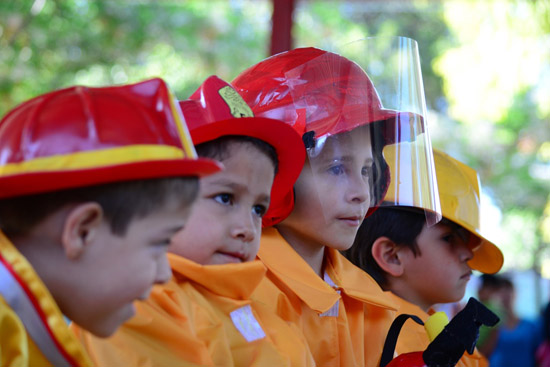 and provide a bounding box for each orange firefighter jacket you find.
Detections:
[387,292,488,367]
[253,227,397,367]
[0,231,92,367]
[74,253,315,367]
